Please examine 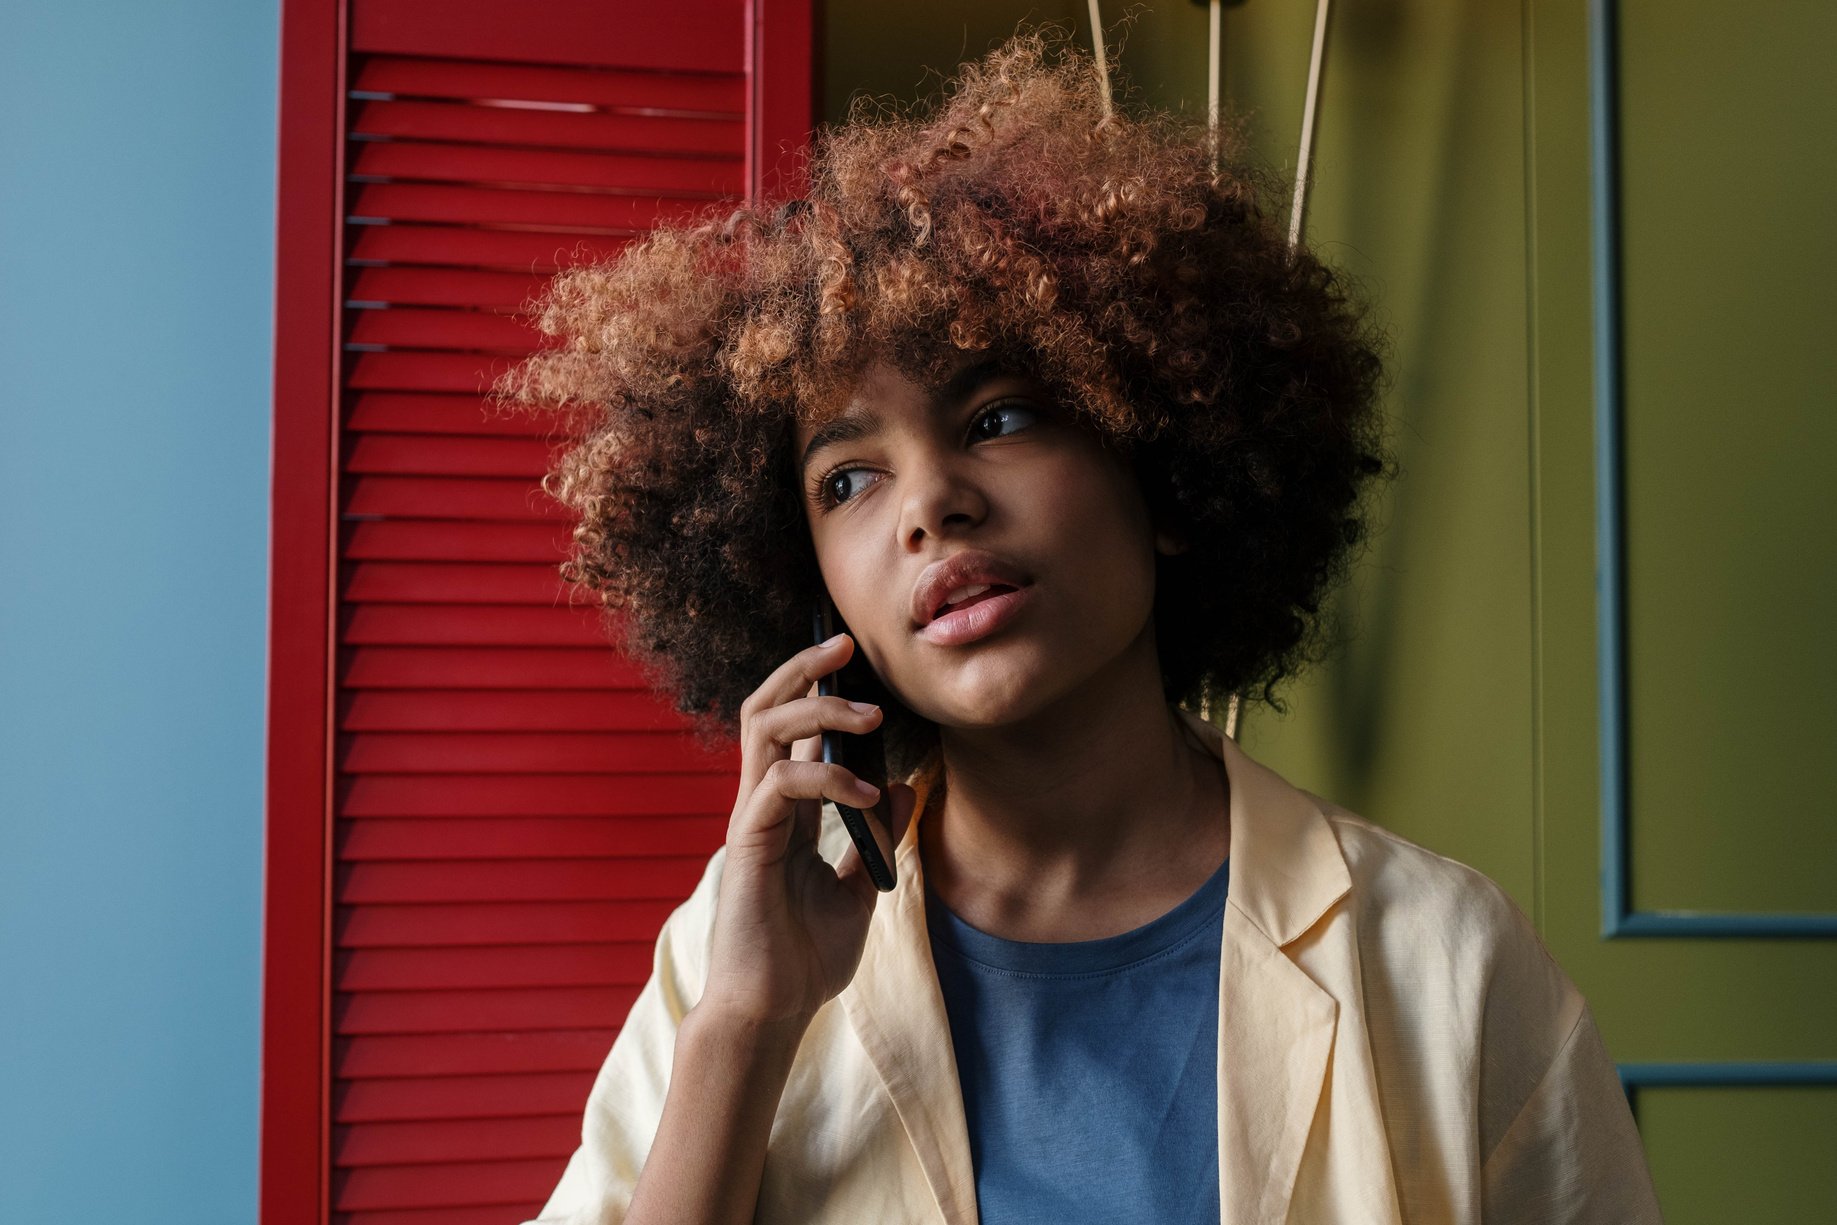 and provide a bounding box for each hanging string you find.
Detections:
[1095,0,1340,740]
[1288,0,1333,247]
[1207,0,1221,170]
[1087,0,1114,119]
[1205,0,1332,741]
